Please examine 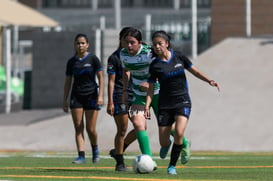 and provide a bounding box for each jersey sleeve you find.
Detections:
[175,51,193,69]
[65,58,73,76]
[107,53,117,75]
[147,61,157,83]
[183,55,193,69]
[92,55,102,72]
